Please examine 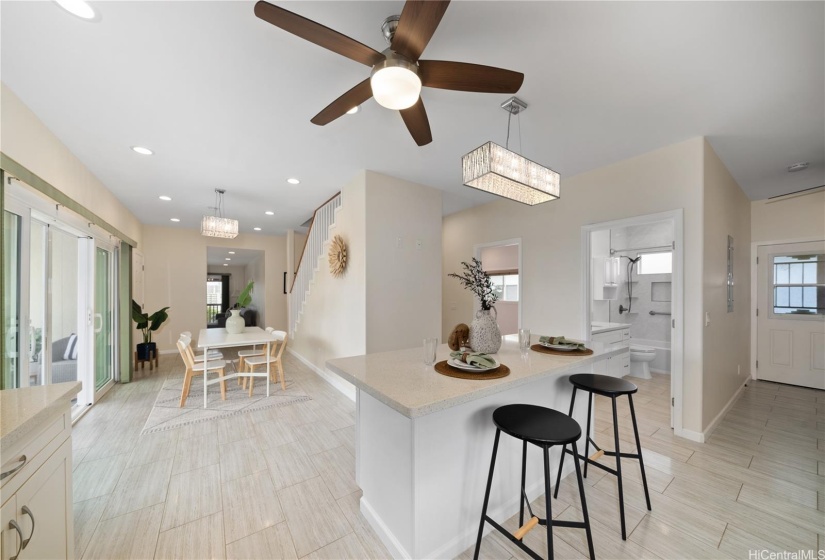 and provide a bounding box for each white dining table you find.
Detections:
[196,327,276,408]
